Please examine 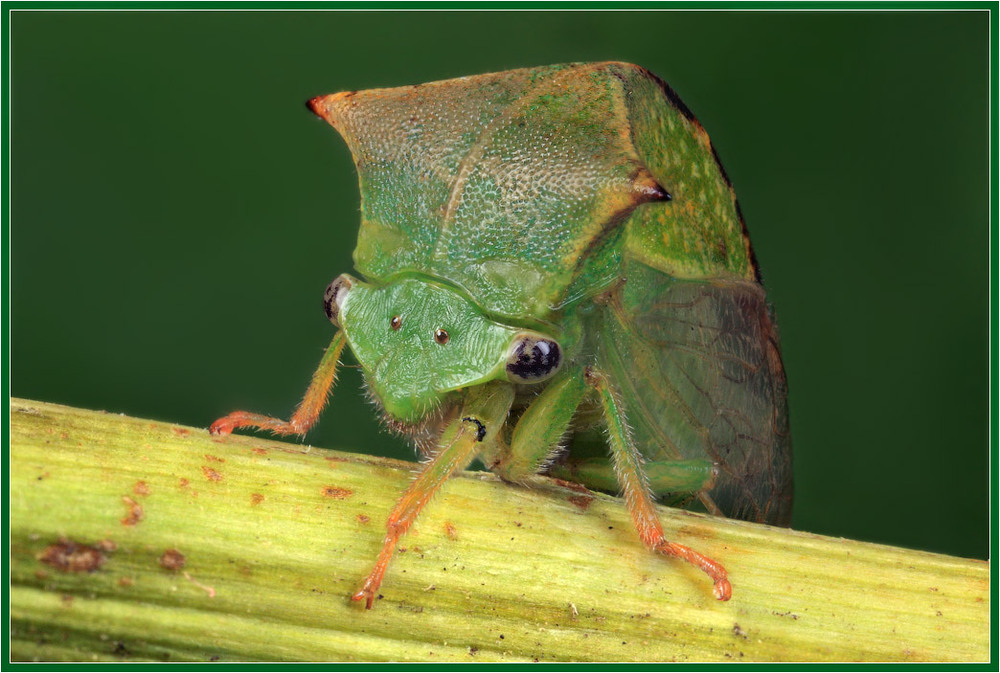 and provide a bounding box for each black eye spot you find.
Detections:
[323,275,352,326]
[390,315,402,331]
[506,335,561,382]
[434,328,450,345]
